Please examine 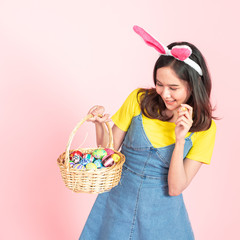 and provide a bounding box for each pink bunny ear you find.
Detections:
[171,45,192,61]
[133,25,203,76]
[133,25,167,54]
